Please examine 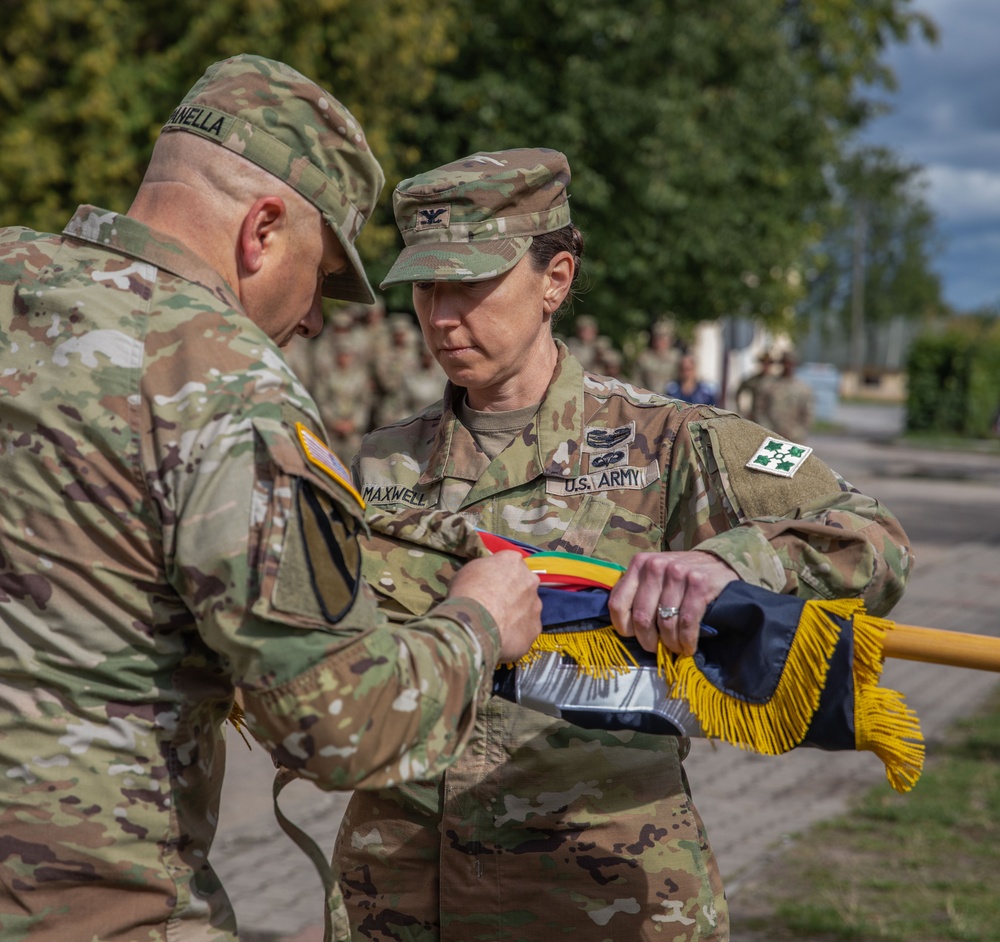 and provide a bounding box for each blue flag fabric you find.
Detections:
[480,530,924,793]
